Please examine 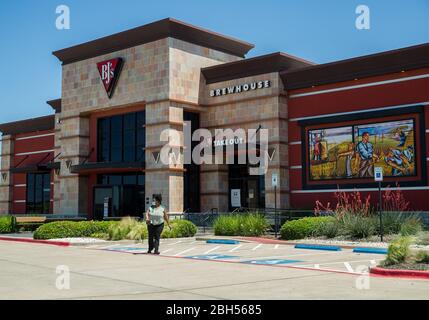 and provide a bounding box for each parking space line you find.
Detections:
[168,241,182,246]
[252,244,262,251]
[161,249,173,254]
[237,251,339,261]
[296,258,383,268]
[229,245,242,252]
[344,262,354,273]
[174,247,196,256]
[274,245,280,249]
[204,246,221,254]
